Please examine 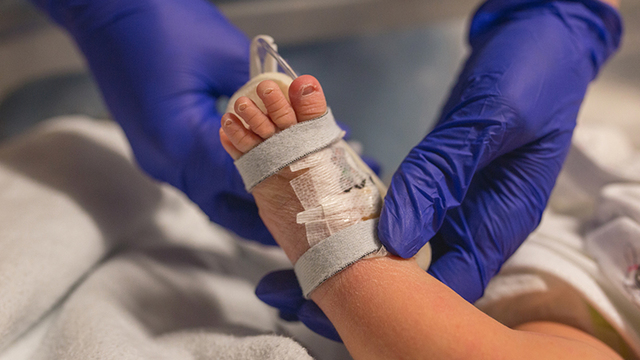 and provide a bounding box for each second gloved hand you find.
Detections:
[256,0,622,341]
[378,0,622,302]
[32,0,274,243]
